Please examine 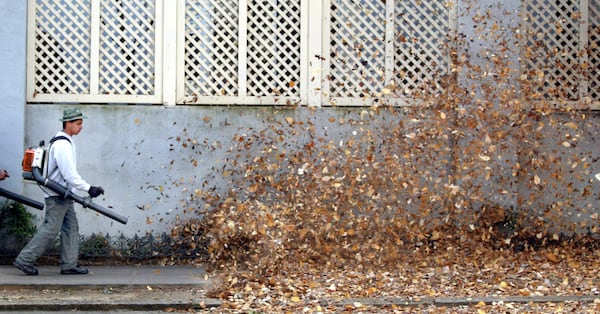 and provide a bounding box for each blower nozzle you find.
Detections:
[0,186,45,210]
